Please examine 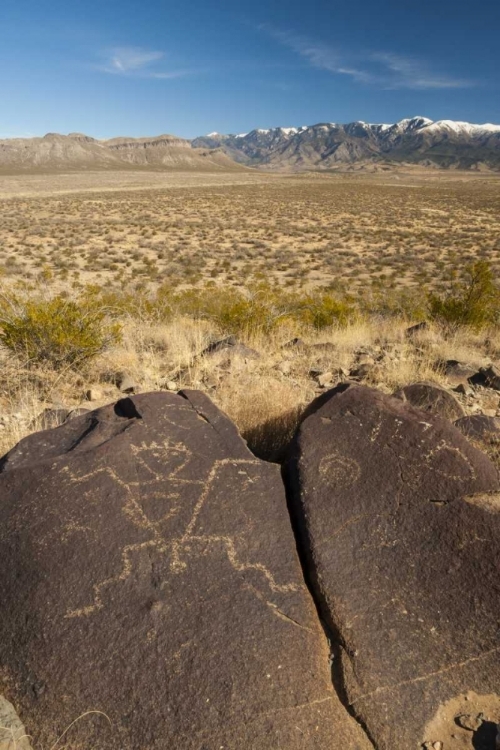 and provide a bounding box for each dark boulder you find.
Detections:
[469,364,500,391]
[455,414,500,446]
[0,391,369,750]
[285,384,500,749]
[394,380,465,421]
[282,337,308,351]
[201,336,260,360]
[442,359,478,387]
